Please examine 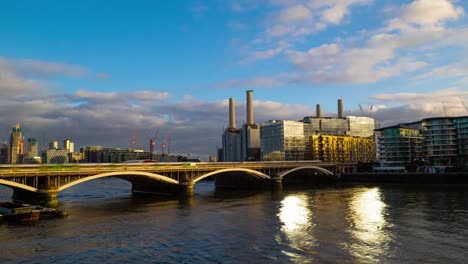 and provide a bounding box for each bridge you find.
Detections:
[0,161,349,206]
